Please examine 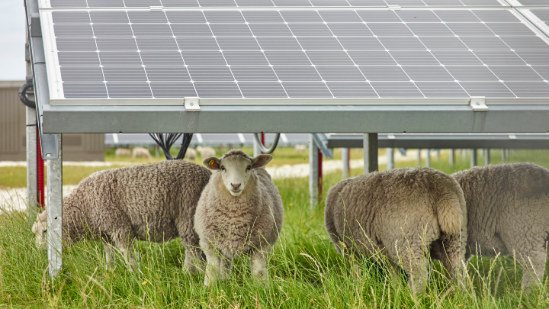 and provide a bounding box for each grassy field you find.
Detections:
[1,149,549,307]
